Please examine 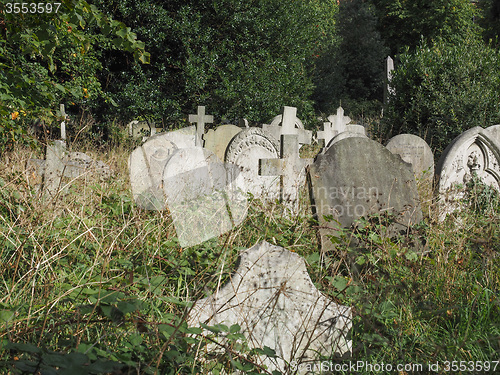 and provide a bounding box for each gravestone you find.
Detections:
[263,108,312,147]
[128,120,161,139]
[203,124,242,161]
[435,127,500,220]
[225,128,281,201]
[128,126,196,210]
[163,147,247,247]
[189,106,214,147]
[384,56,395,104]
[309,137,423,252]
[317,121,336,148]
[43,140,66,199]
[386,134,434,178]
[327,106,351,136]
[325,129,367,151]
[189,241,351,373]
[484,124,500,143]
[259,107,313,214]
